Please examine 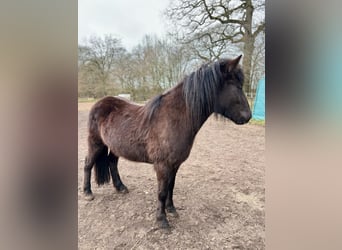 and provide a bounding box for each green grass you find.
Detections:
[78,97,96,103]
[249,119,265,126]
